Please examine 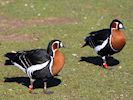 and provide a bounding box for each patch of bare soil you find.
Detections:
[0,16,79,32]
[0,34,39,42]
[28,17,79,26]
[0,61,4,66]
[0,16,79,41]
